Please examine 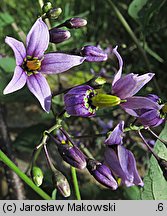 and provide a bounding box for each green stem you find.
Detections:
[38,0,57,51]
[70,166,81,200]
[108,0,149,67]
[11,22,26,42]
[107,0,161,95]
[147,127,167,147]
[0,149,52,200]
